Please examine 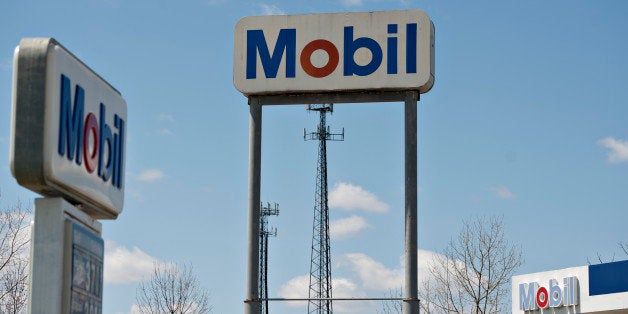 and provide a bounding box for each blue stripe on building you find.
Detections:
[589,259,628,296]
